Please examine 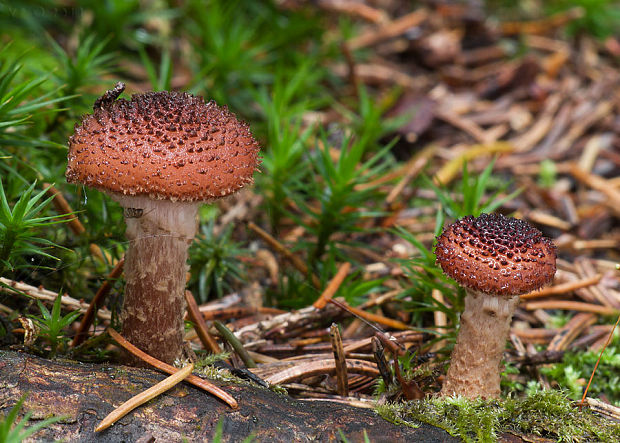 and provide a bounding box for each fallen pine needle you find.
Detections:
[248,221,321,288]
[107,328,238,409]
[184,290,221,354]
[329,299,411,330]
[520,274,602,300]
[264,358,379,385]
[95,363,194,432]
[313,262,351,309]
[433,141,513,185]
[521,300,619,316]
[347,9,427,50]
